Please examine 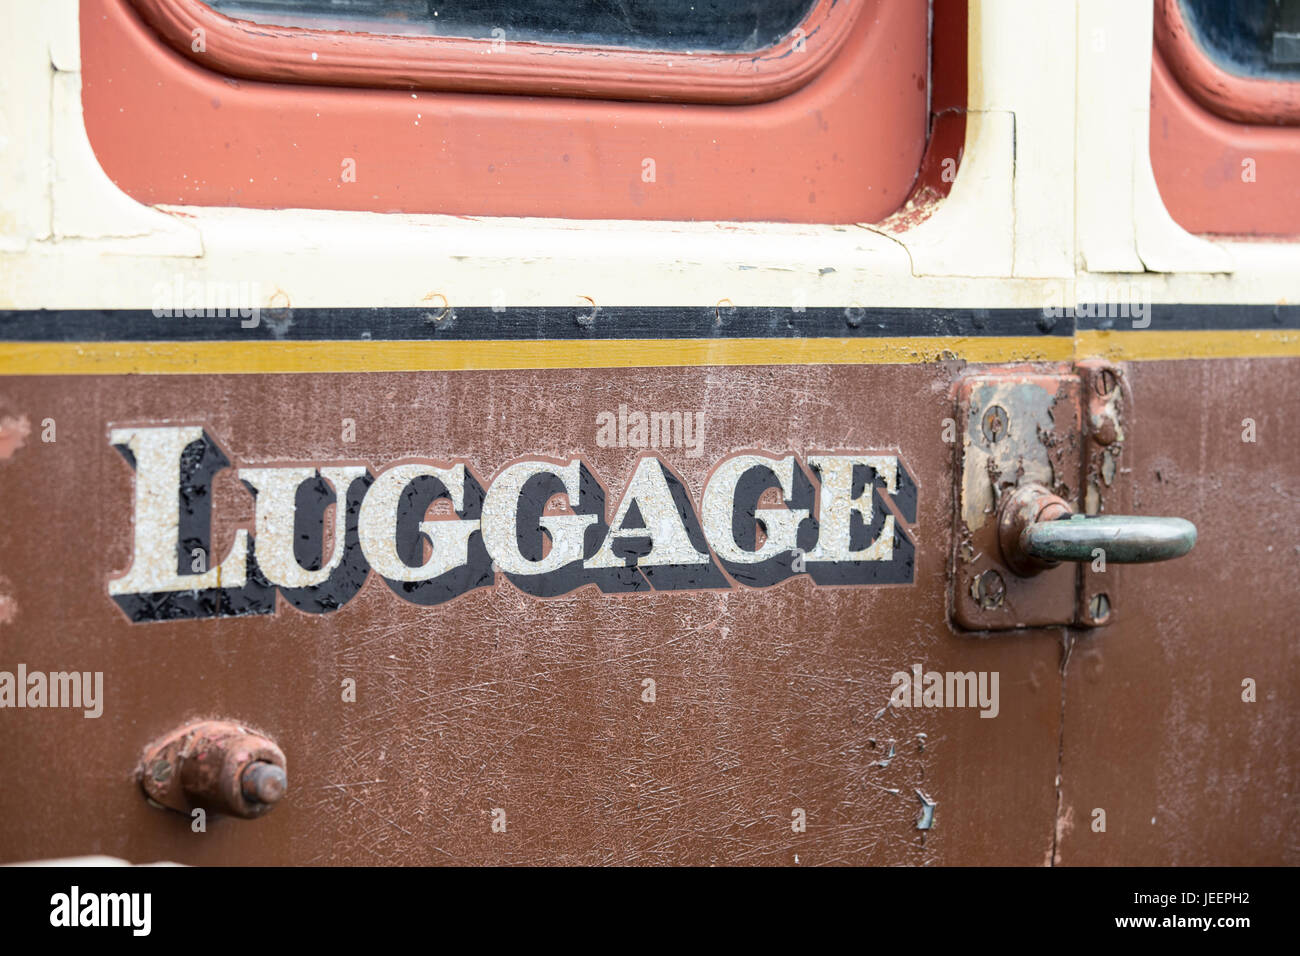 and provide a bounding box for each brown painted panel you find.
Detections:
[0,365,1060,865]
[1055,357,1299,866]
